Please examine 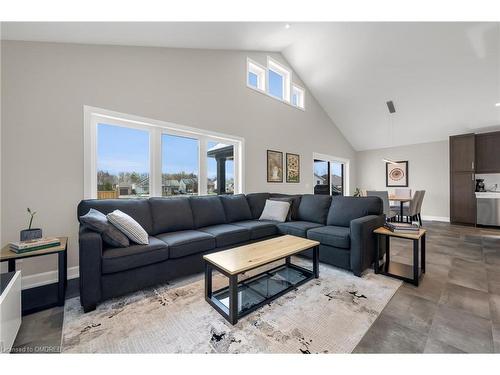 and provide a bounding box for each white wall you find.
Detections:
[356,140,449,221]
[1,41,355,280]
